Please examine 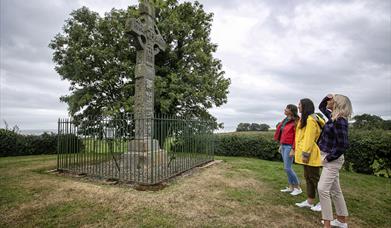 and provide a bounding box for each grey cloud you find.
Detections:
[228,90,301,113]
[1,0,81,129]
[1,0,79,63]
[196,0,240,10]
[3,58,67,90]
[2,107,65,130]
[2,86,67,110]
[256,0,391,66]
[215,110,286,131]
[1,0,390,132]
[344,21,391,65]
[208,0,390,131]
